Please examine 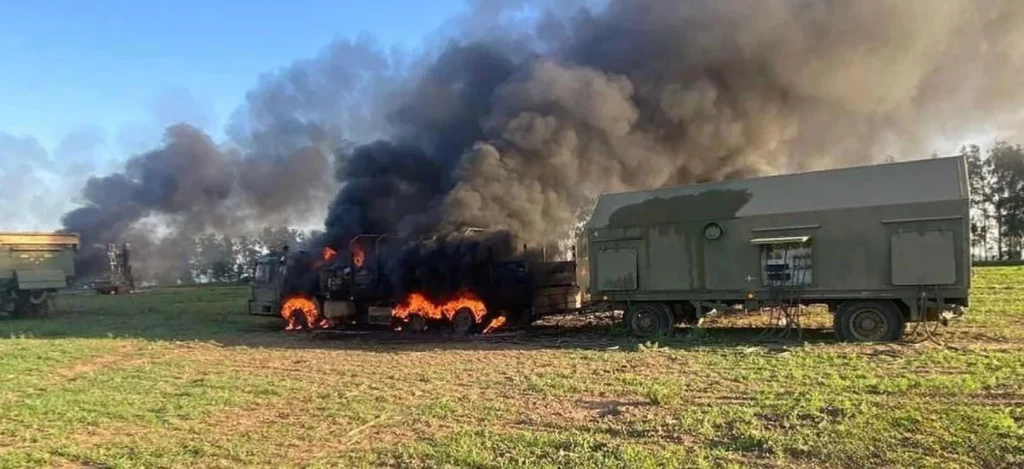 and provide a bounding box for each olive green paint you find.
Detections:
[607,189,753,227]
[583,155,972,312]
